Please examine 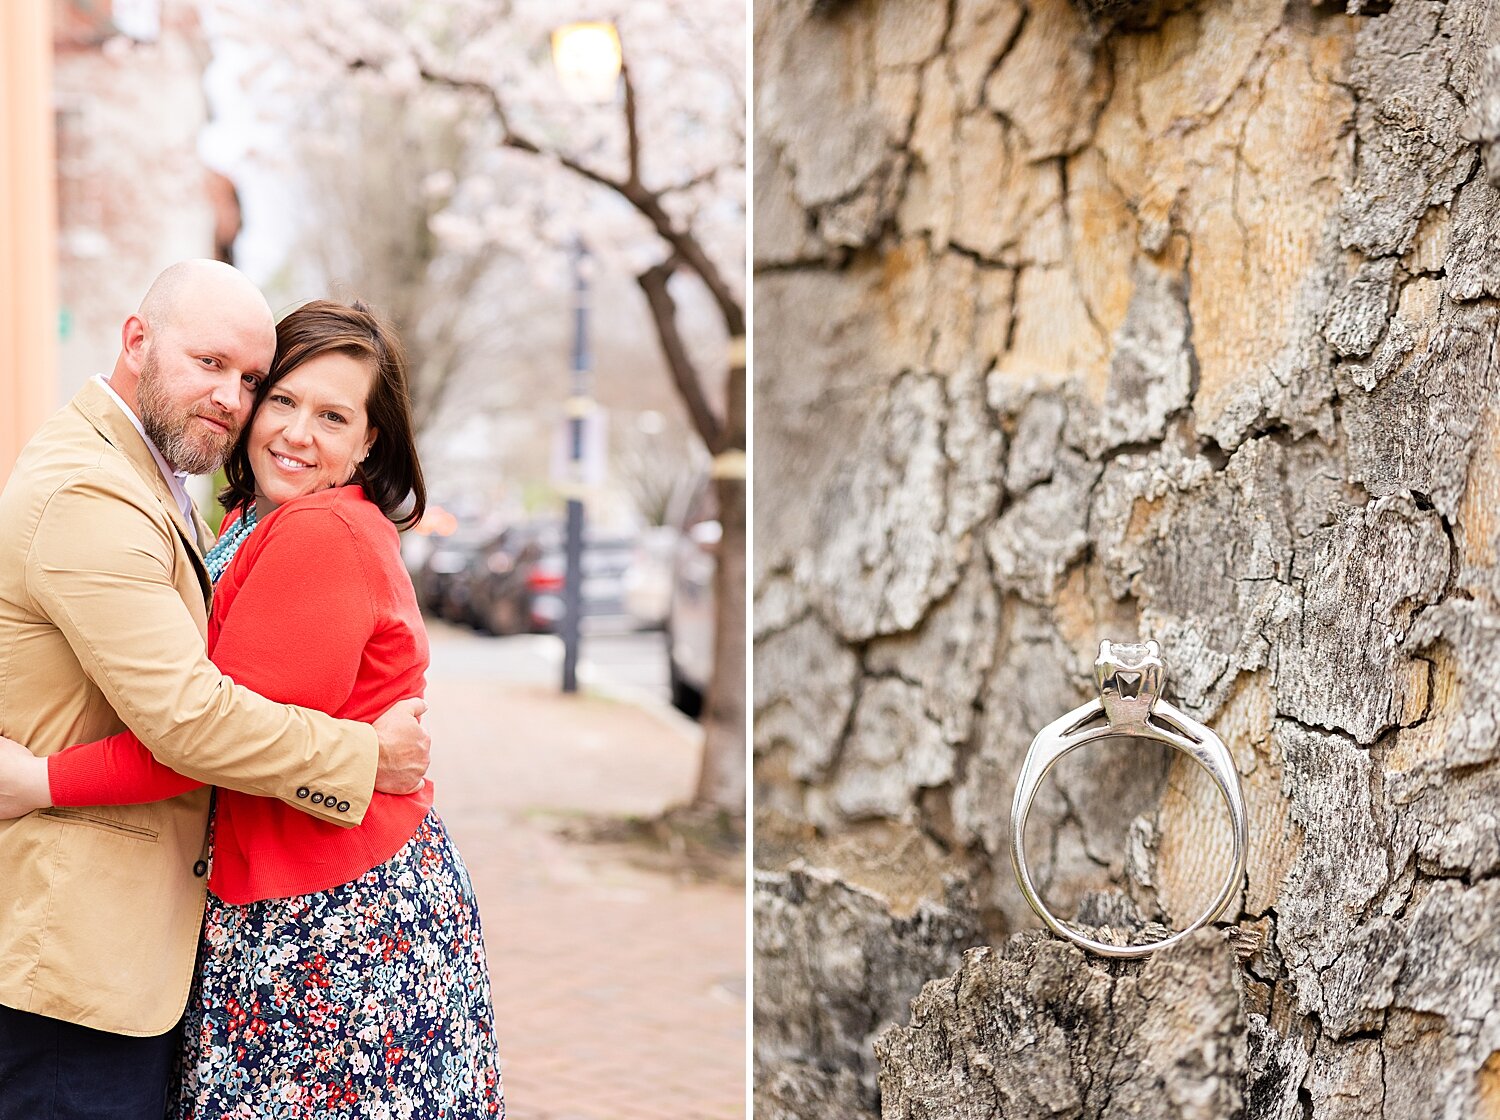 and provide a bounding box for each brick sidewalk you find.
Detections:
[424,674,746,1120]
